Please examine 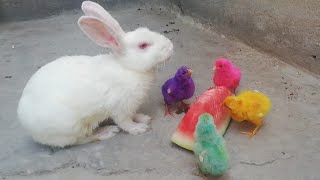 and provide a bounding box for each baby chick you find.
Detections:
[162,66,195,116]
[224,90,272,137]
[194,113,230,176]
[213,58,241,93]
